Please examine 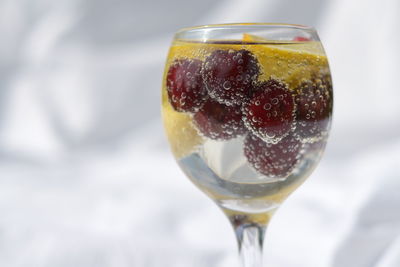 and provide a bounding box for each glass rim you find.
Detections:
[176,23,316,34]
